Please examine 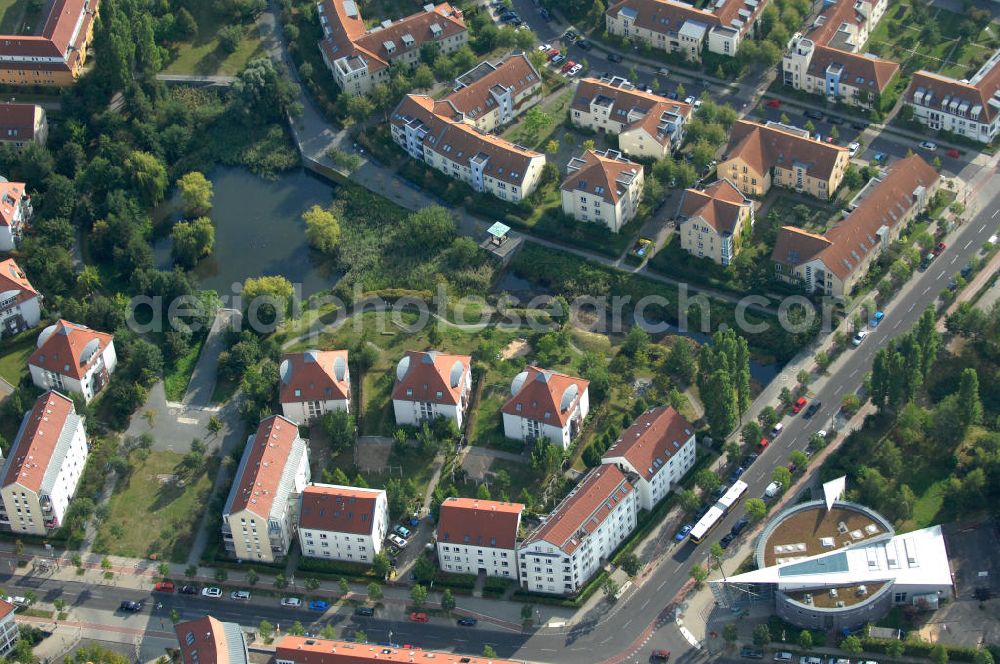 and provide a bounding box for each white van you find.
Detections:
[771,422,784,437]
[765,481,782,498]
[774,653,793,662]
